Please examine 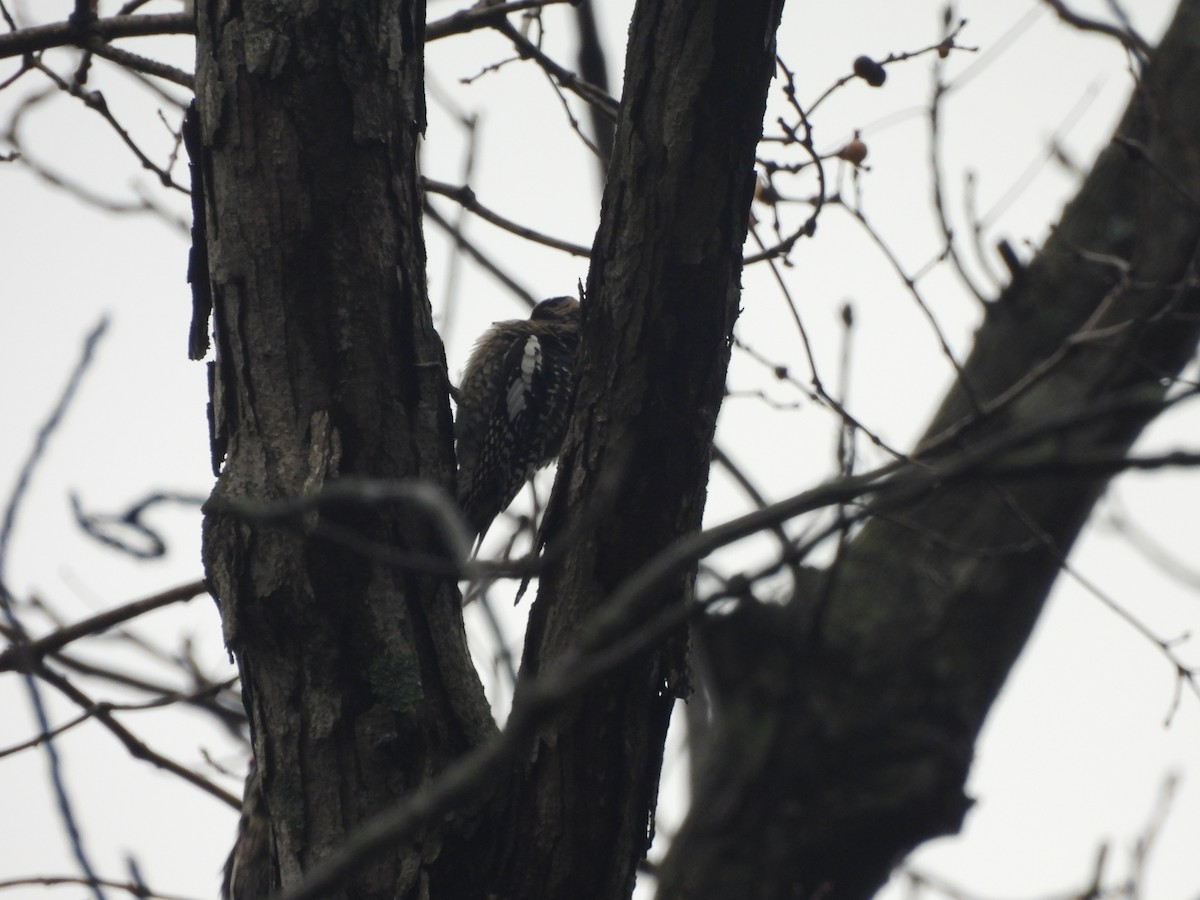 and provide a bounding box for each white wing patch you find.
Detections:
[507,335,542,421]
